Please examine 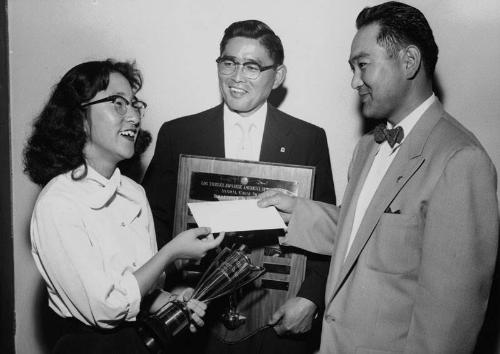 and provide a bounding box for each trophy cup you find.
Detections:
[136,244,265,353]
